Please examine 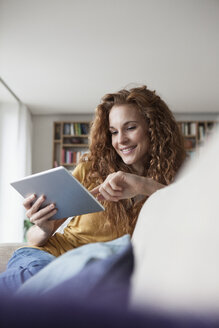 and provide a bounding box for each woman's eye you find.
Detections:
[110,131,118,135]
[127,126,136,131]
